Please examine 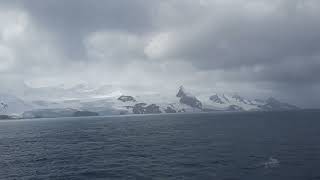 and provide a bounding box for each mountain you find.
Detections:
[199,93,298,112]
[106,86,299,115]
[176,86,202,109]
[0,85,300,118]
[258,97,299,111]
